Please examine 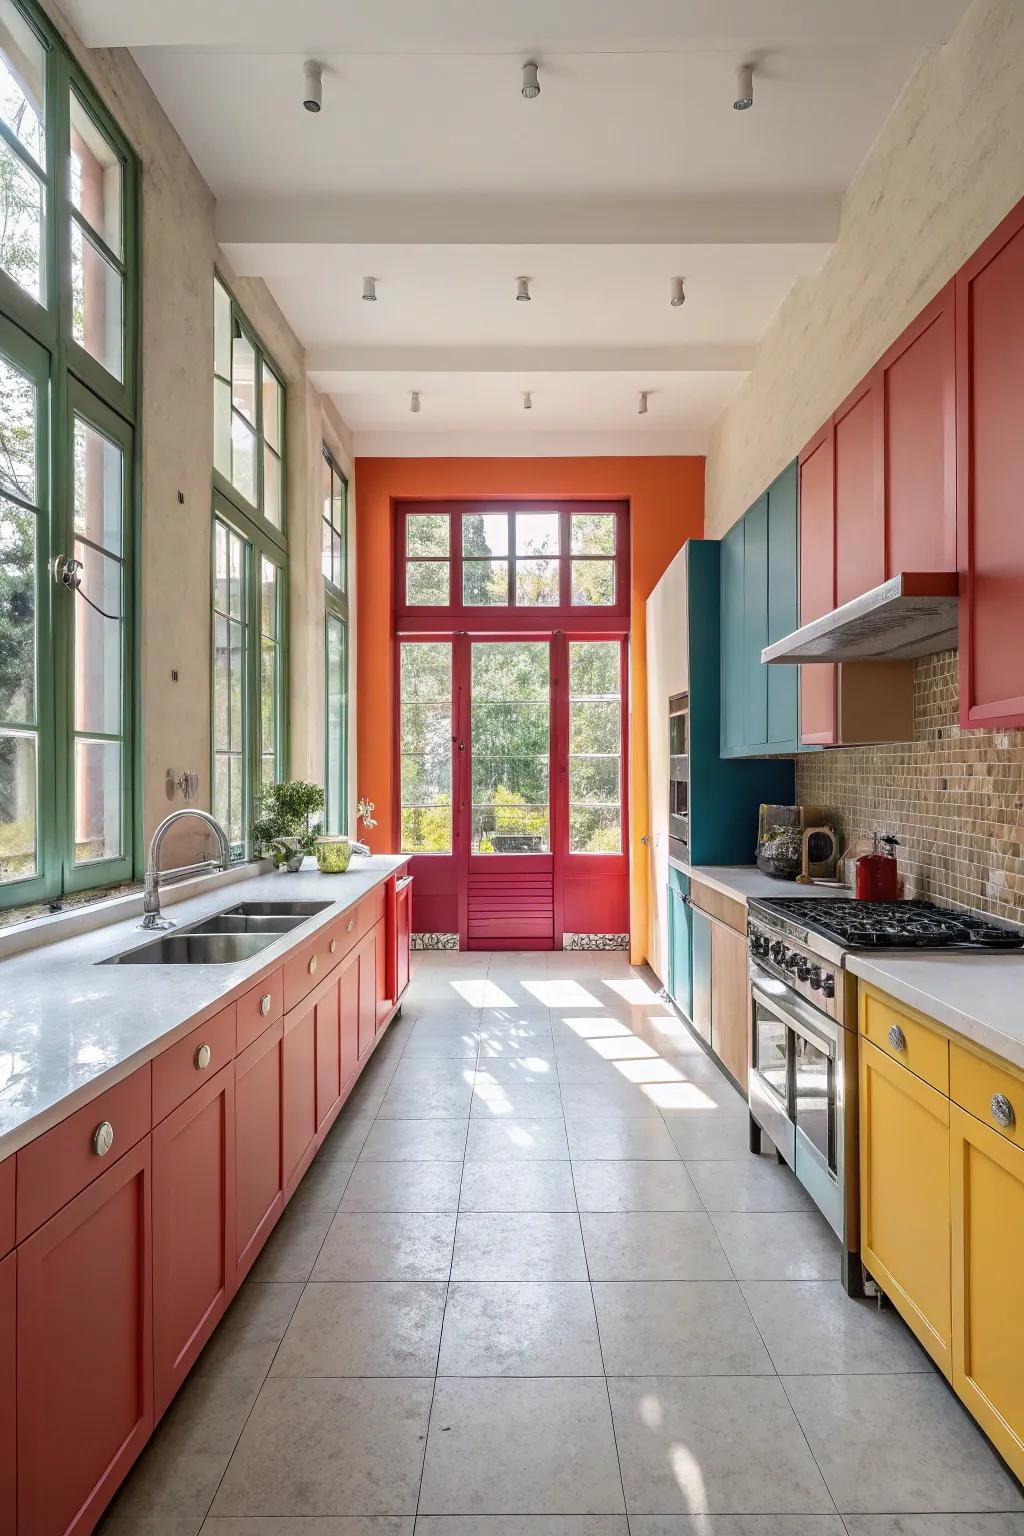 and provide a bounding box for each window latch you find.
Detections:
[53,554,83,592]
